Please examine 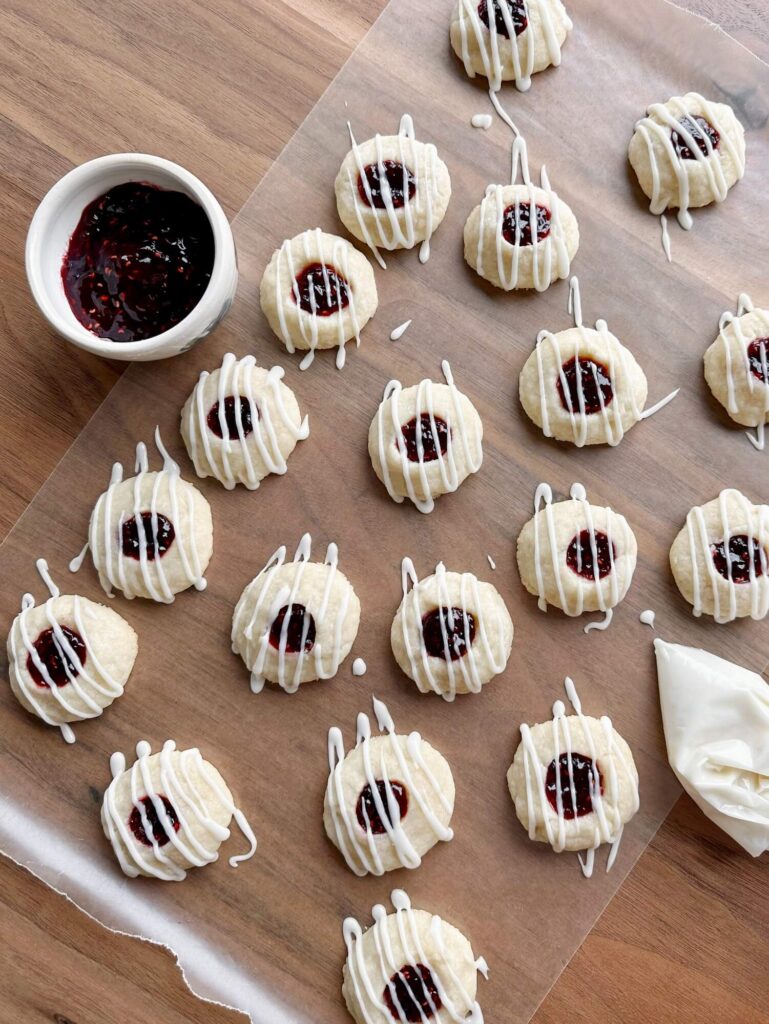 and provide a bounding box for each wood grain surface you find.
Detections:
[0,1,767,1022]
